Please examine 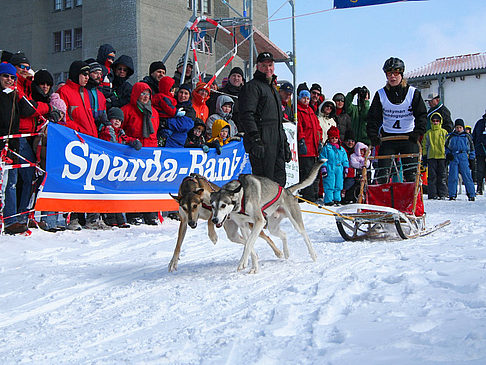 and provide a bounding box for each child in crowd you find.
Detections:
[422,112,448,199]
[207,119,241,154]
[184,118,221,153]
[206,95,238,140]
[445,118,476,201]
[341,130,359,203]
[98,107,142,227]
[318,126,349,206]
